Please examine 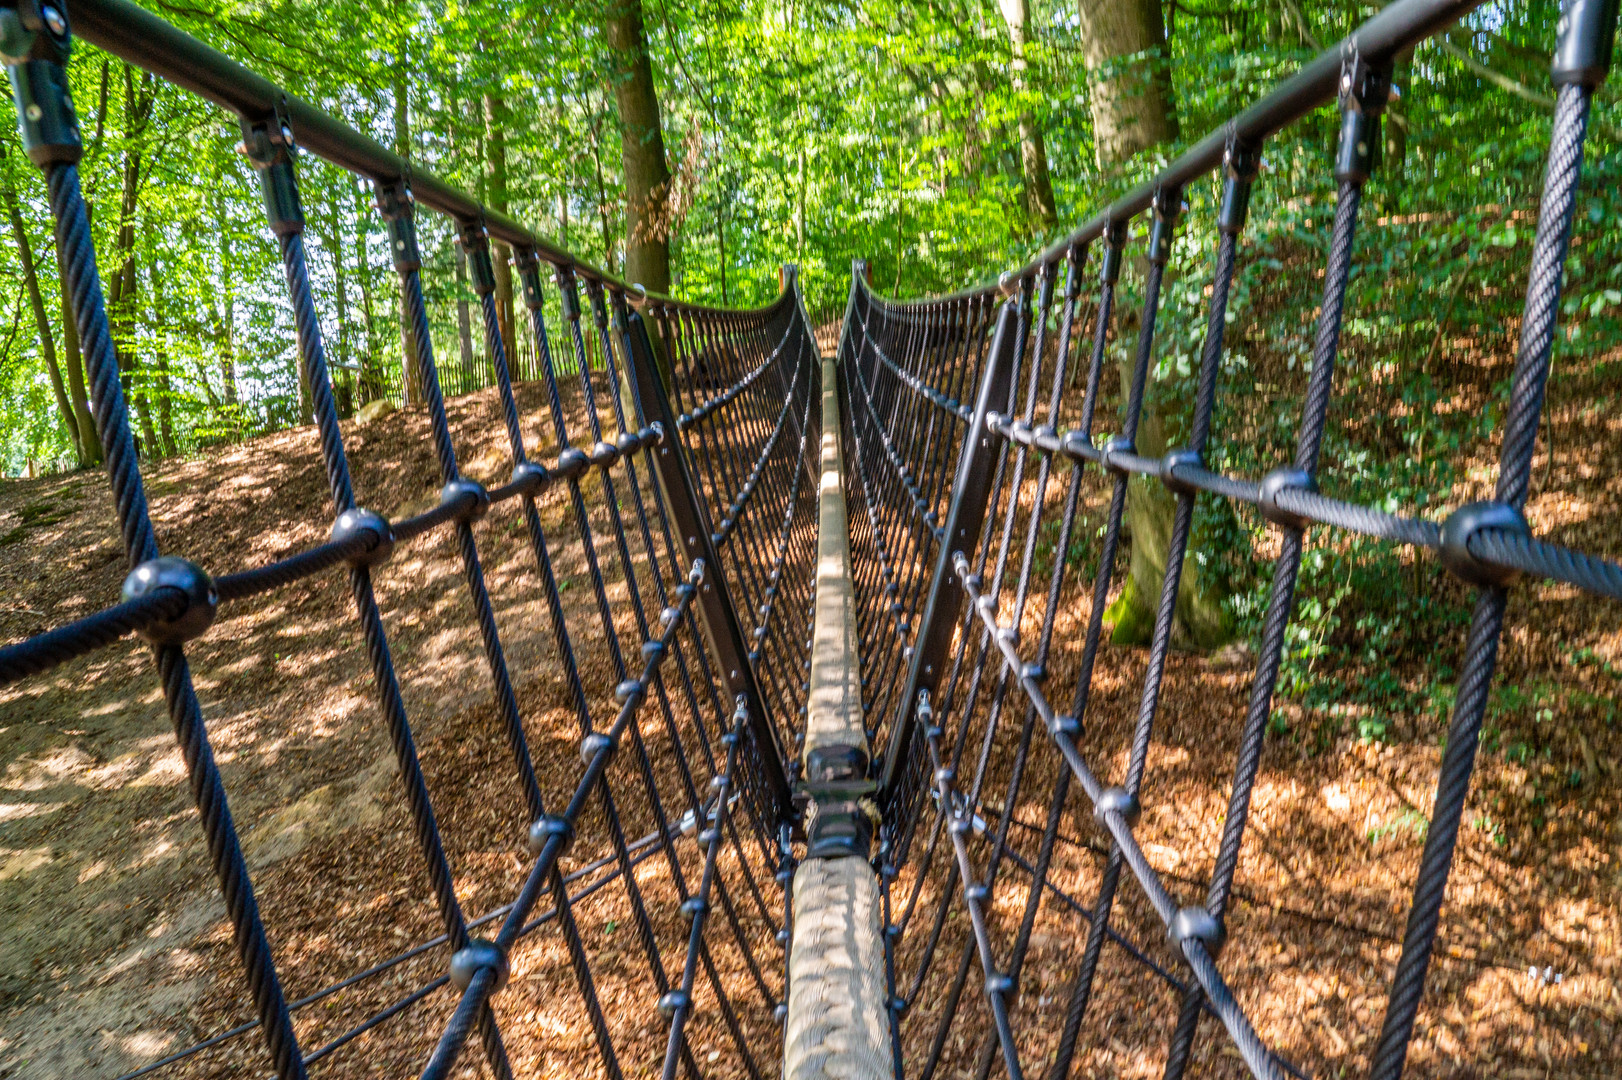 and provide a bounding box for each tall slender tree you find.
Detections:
[605,0,672,294]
